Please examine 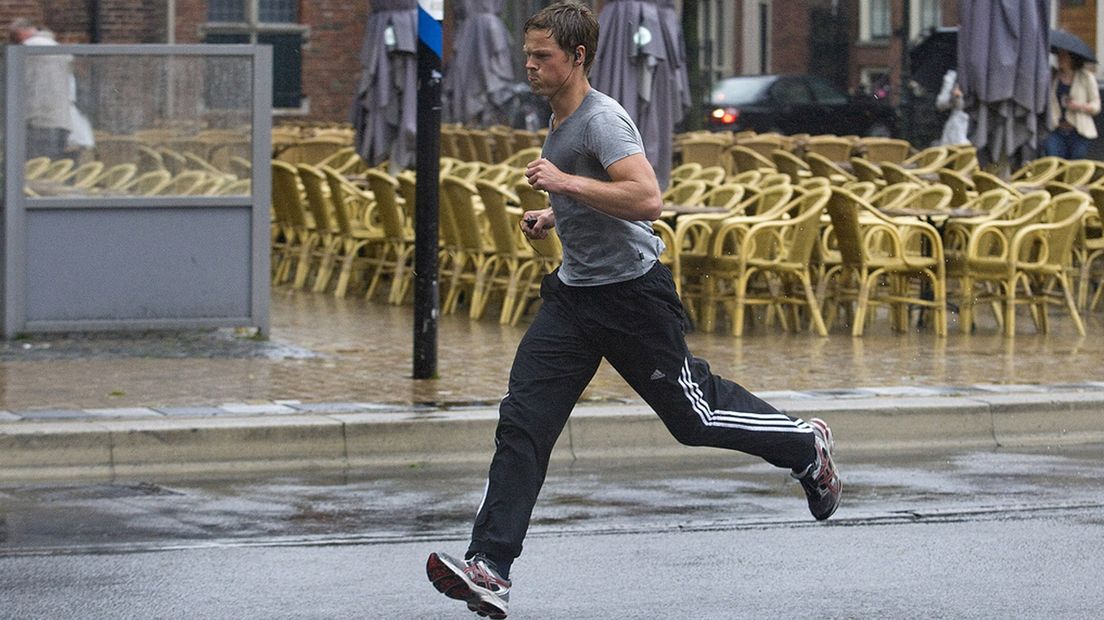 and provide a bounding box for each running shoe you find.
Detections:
[792,417,842,520]
[427,551,510,619]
